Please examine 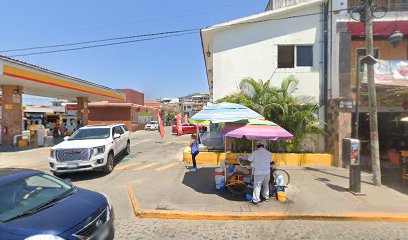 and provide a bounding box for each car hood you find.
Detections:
[5,188,107,237]
[53,139,109,149]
